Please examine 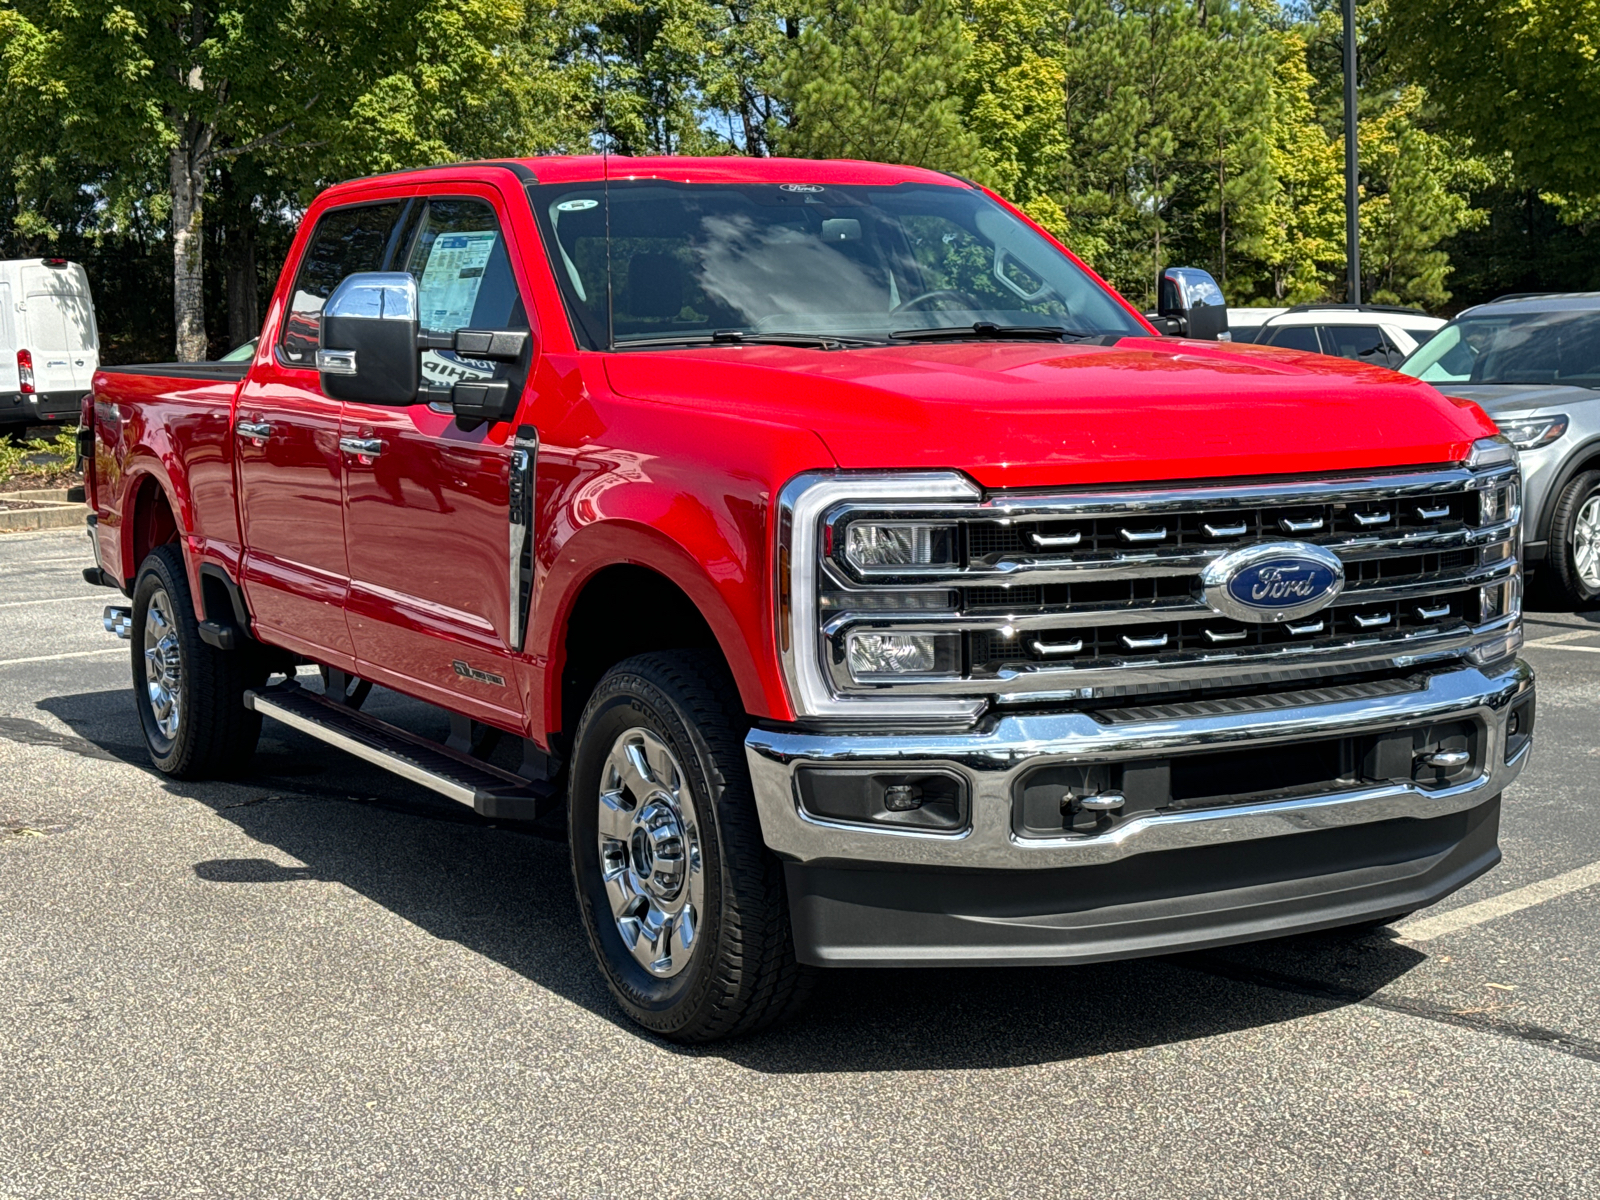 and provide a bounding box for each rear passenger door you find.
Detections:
[236,196,414,667]
[339,187,534,729]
